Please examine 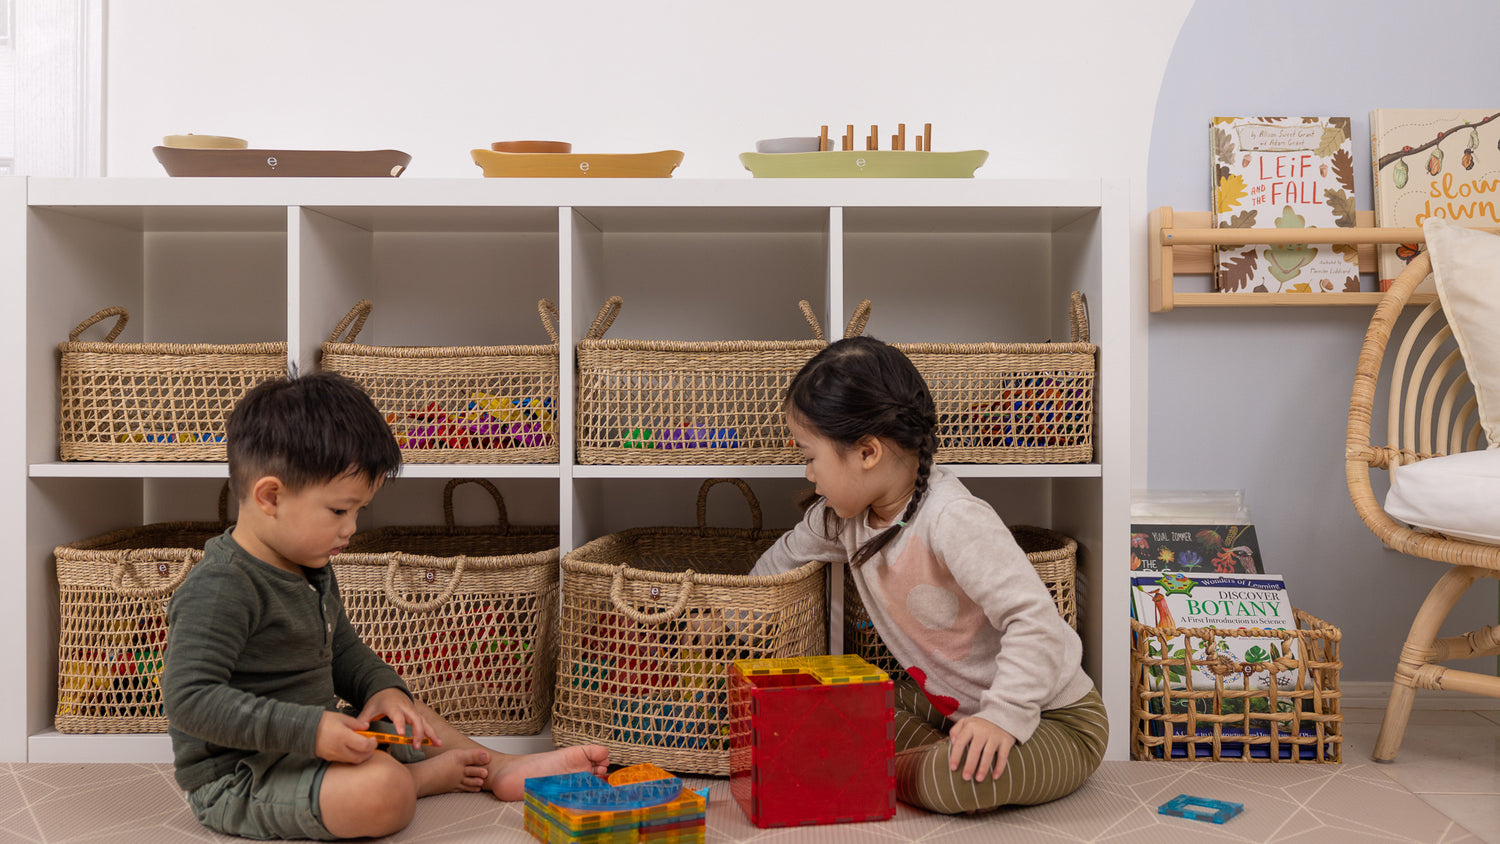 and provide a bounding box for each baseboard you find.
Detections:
[1342,680,1500,711]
